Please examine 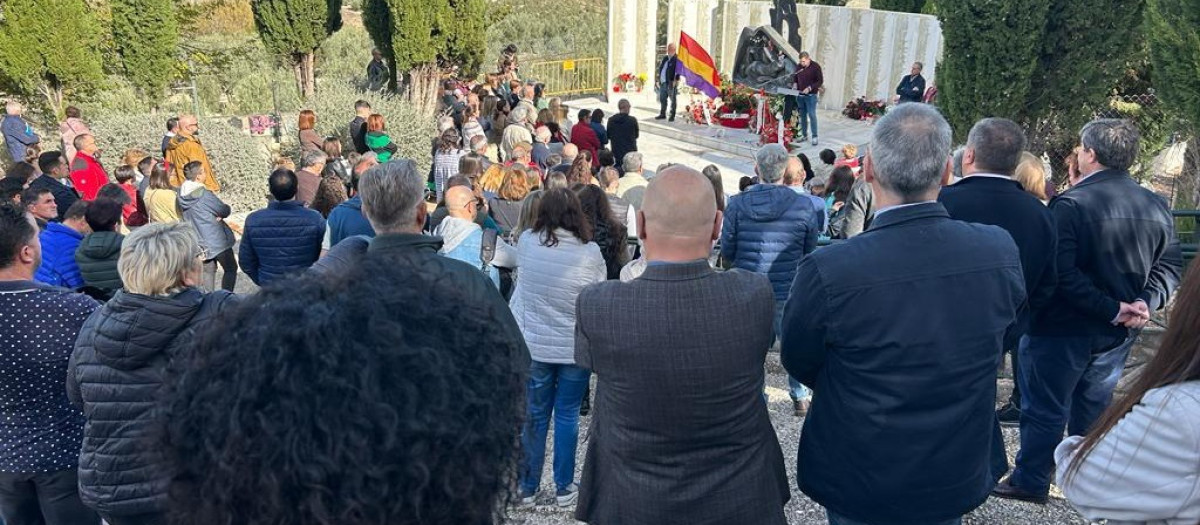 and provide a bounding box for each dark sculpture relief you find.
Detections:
[731,26,800,95]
